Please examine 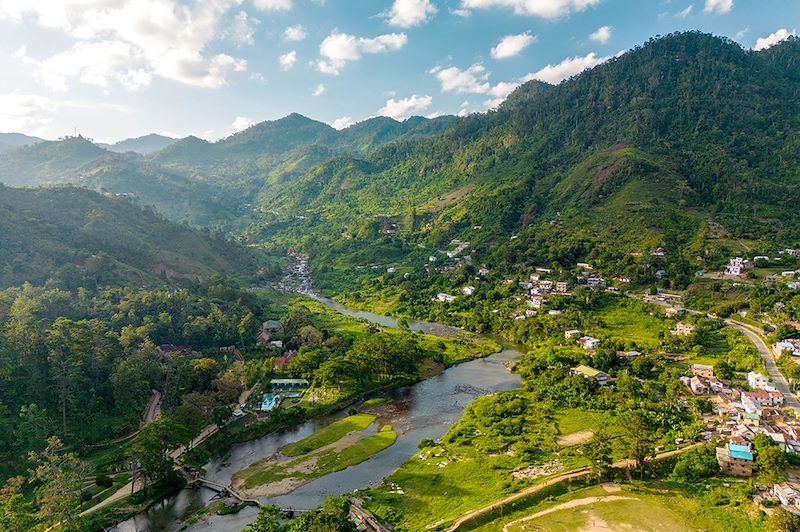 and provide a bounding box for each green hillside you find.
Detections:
[248,32,800,290]
[0,184,270,289]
